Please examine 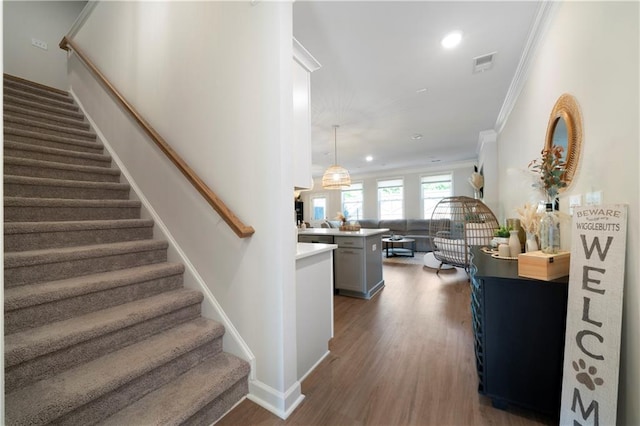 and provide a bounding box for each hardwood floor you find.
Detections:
[217,262,554,426]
